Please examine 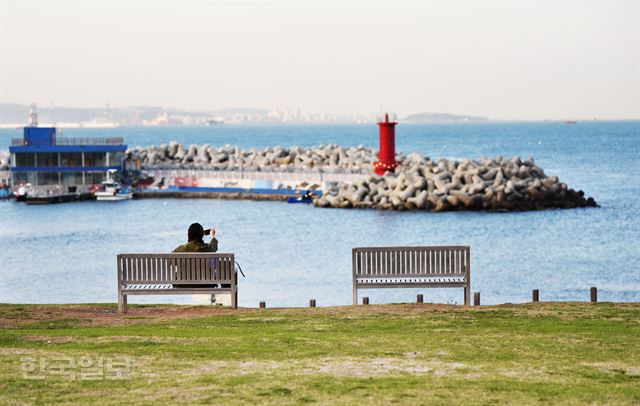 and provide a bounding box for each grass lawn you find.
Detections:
[0,302,639,405]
